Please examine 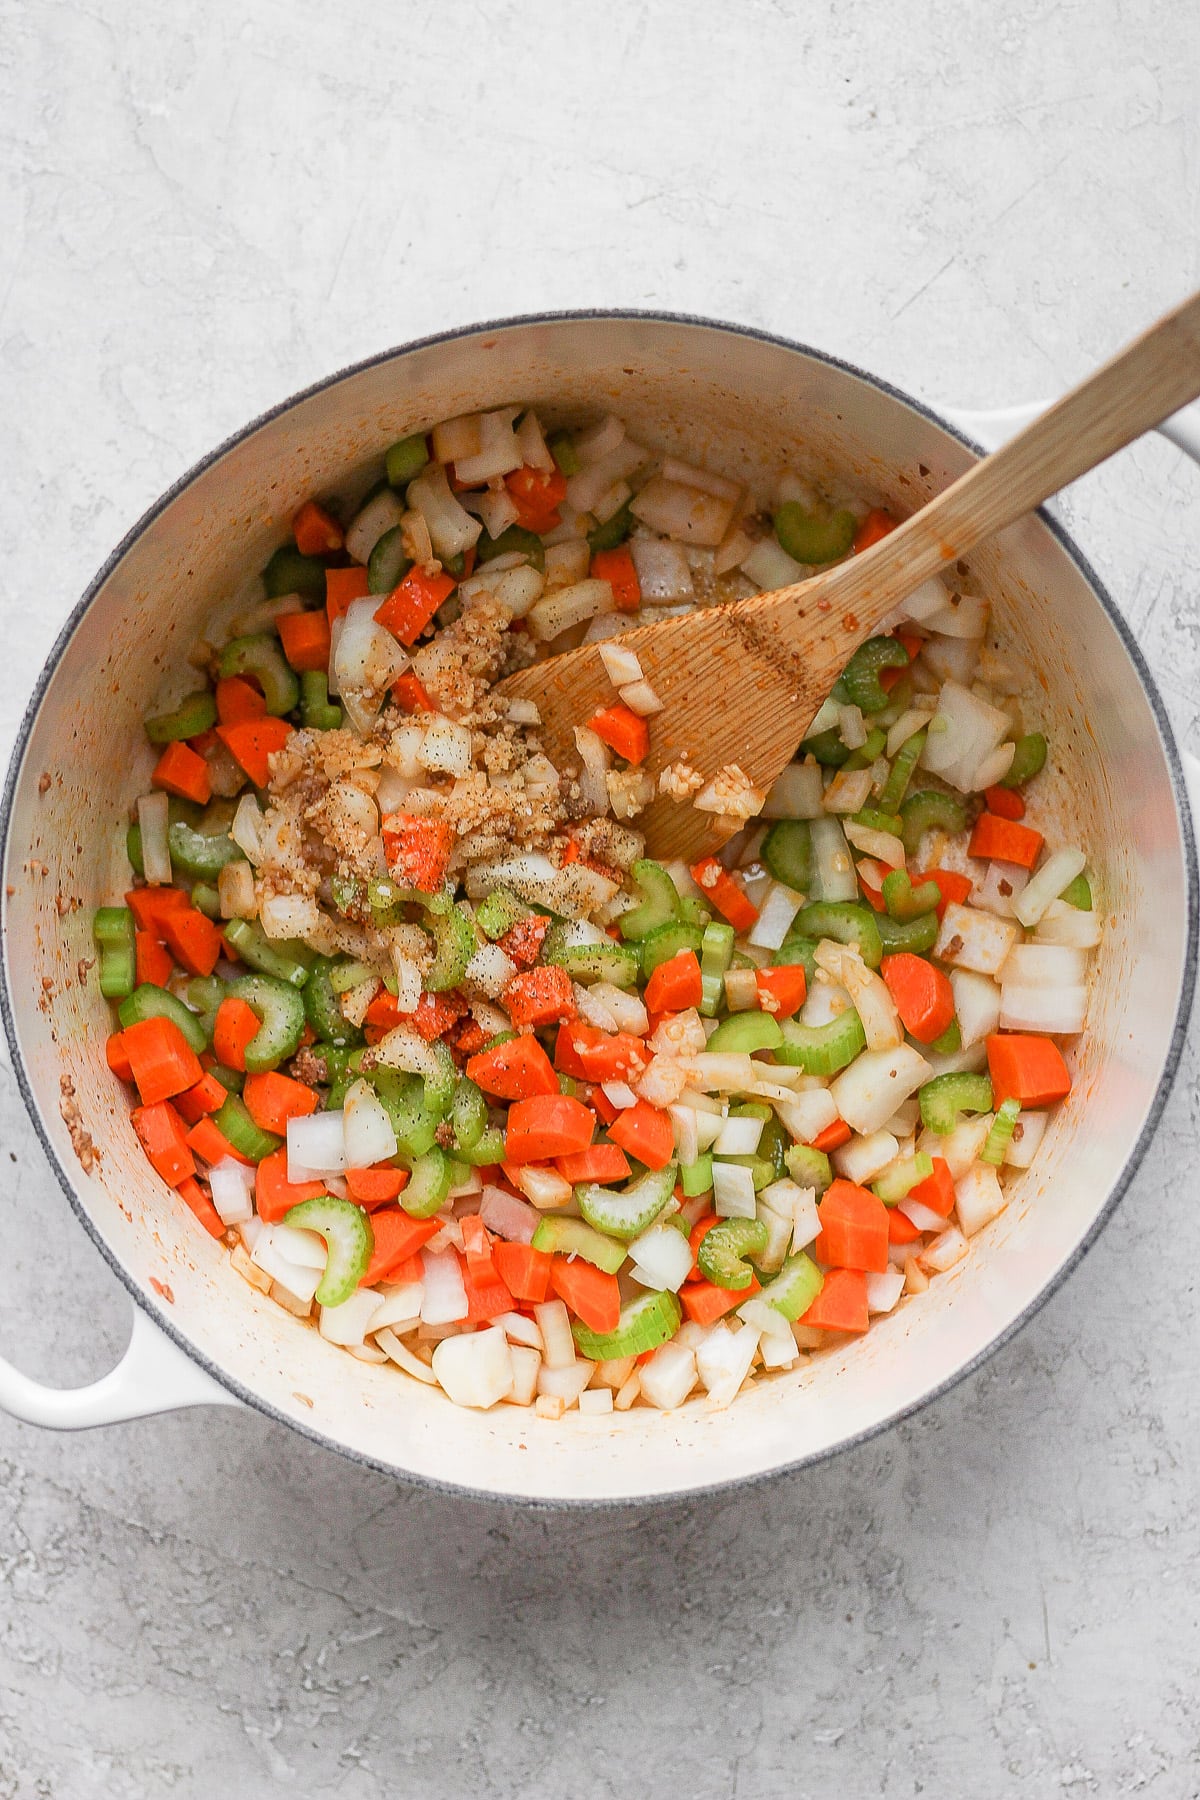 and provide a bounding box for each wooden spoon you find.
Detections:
[497,290,1200,861]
